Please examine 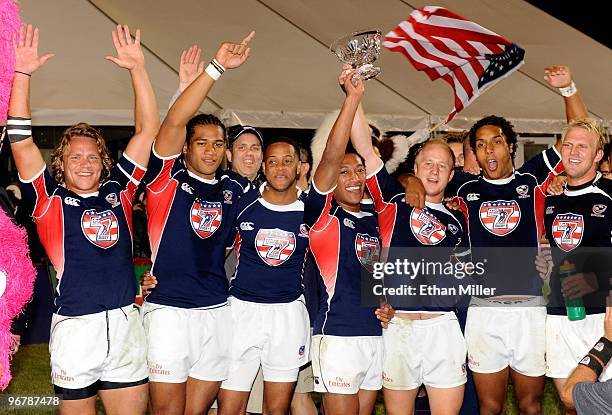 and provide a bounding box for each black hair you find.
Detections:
[265,136,301,158]
[468,115,518,161]
[186,113,227,145]
[344,142,365,165]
